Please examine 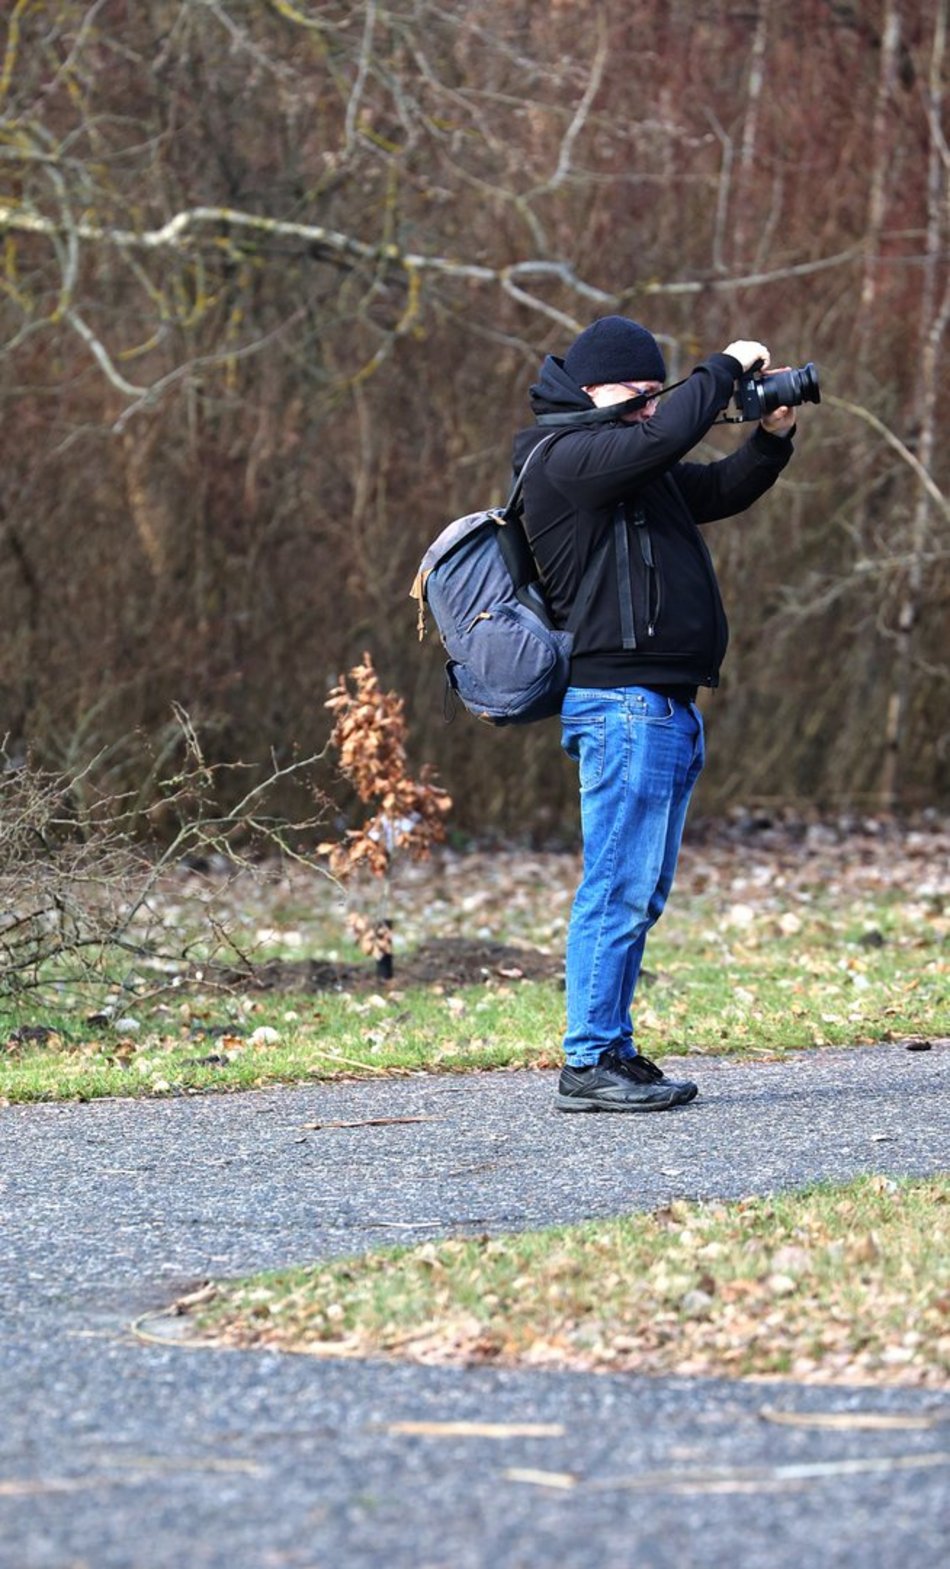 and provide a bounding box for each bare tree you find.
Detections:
[0,0,947,825]
[881,0,949,805]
